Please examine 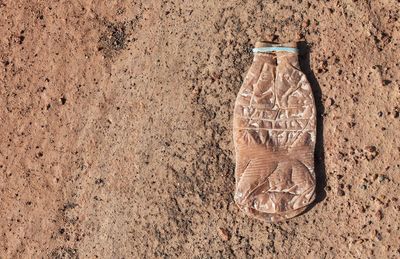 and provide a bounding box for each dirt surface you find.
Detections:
[0,0,399,258]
